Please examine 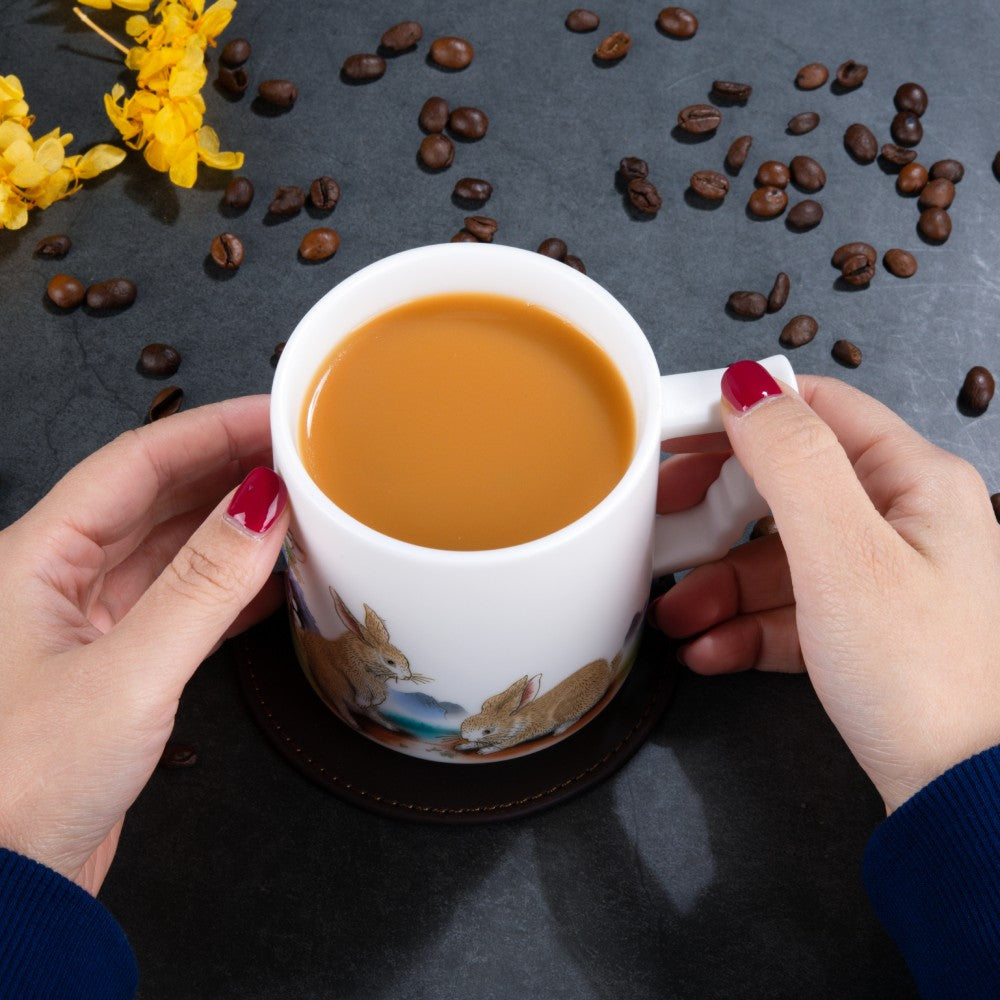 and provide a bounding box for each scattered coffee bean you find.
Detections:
[419,132,455,169]
[689,169,729,200]
[766,272,790,313]
[450,230,479,242]
[897,161,929,194]
[835,60,868,89]
[894,82,928,116]
[881,143,917,167]
[257,79,297,108]
[994,151,1000,181]
[991,493,1000,523]
[755,160,790,188]
[748,186,788,218]
[210,232,245,269]
[566,8,600,32]
[537,237,569,260]
[627,177,662,214]
[840,254,875,286]
[86,278,137,310]
[750,514,779,538]
[929,159,964,183]
[453,177,493,202]
[618,156,649,181]
[299,227,340,260]
[725,135,753,172]
[595,31,631,60]
[832,339,862,368]
[217,66,249,96]
[918,177,955,210]
[139,342,181,377]
[727,291,768,319]
[959,366,995,415]
[158,741,199,769]
[780,314,819,348]
[380,20,423,51]
[46,274,86,309]
[429,36,474,70]
[271,342,285,366]
[844,123,877,163]
[787,199,823,230]
[795,63,828,90]
[342,53,386,81]
[448,106,489,140]
[918,207,952,242]
[832,242,876,269]
[790,155,826,191]
[464,215,498,241]
[657,7,698,38]
[419,96,450,132]
[268,185,306,216]
[711,80,752,103]
[220,37,251,66]
[890,110,922,147]
[563,254,587,273]
[222,175,254,210]
[787,111,820,135]
[883,248,918,278]
[309,175,341,211]
[146,385,183,423]
[677,104,721,134]
[35,234,71,258]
